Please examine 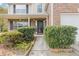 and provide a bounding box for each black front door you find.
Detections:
[37,20,44,34]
